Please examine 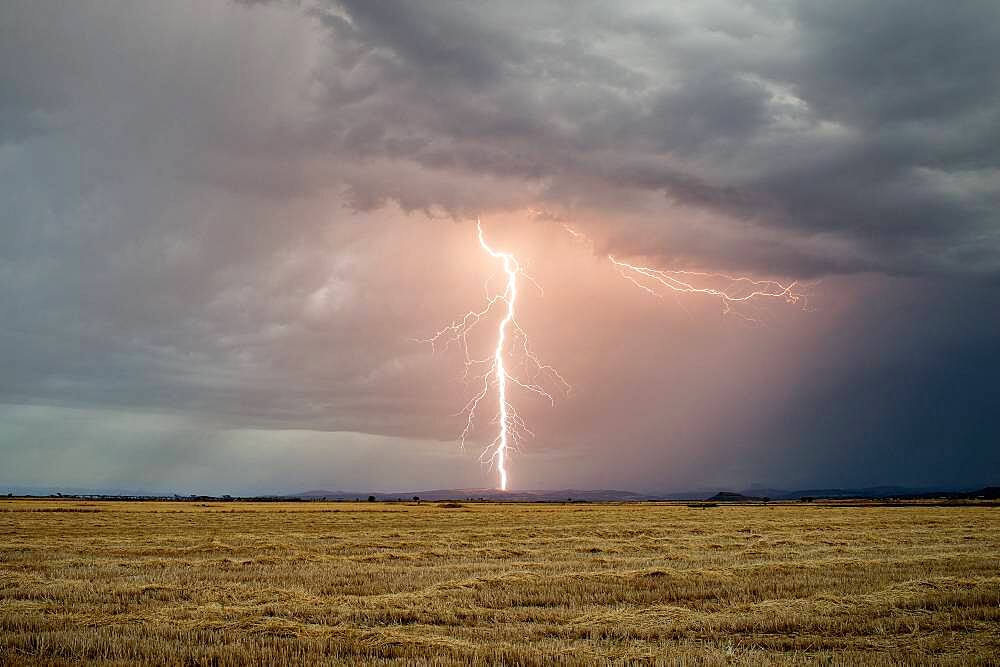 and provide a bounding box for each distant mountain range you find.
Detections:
[5,484,997,502]
[290,485,1000,502]
[724,486,1000,501]
[293,488,659,502]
